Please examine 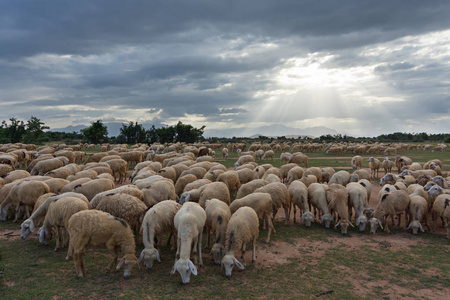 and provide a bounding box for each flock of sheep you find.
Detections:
[0,140,449,284]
